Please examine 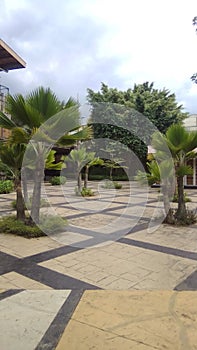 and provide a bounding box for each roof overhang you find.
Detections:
[0,39,26,72]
